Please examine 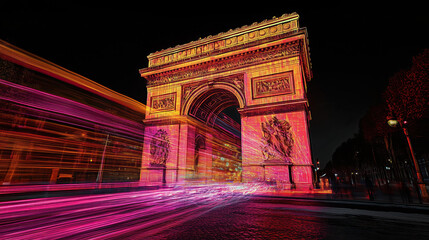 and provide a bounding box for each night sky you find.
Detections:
[1,2,427,168]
